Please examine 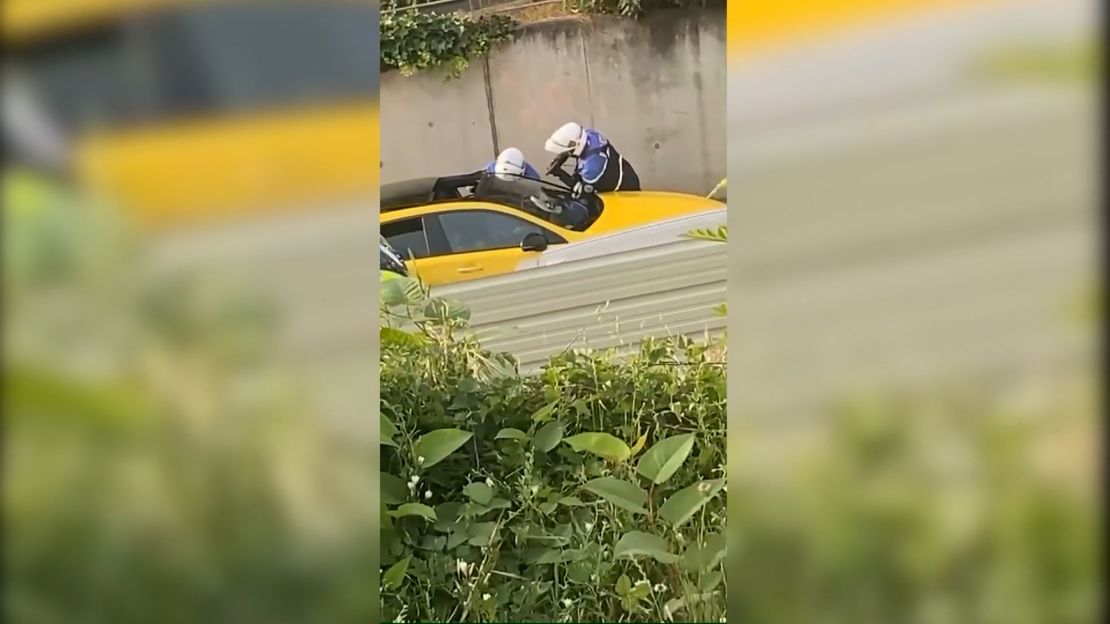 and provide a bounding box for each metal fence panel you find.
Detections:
[435,238,727,371]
